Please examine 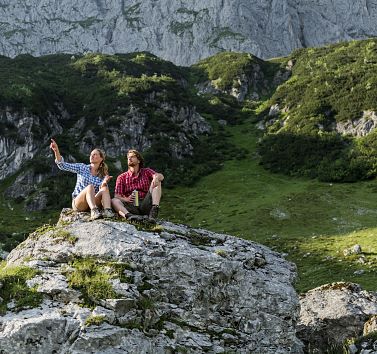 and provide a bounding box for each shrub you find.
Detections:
[258,39,377,181]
